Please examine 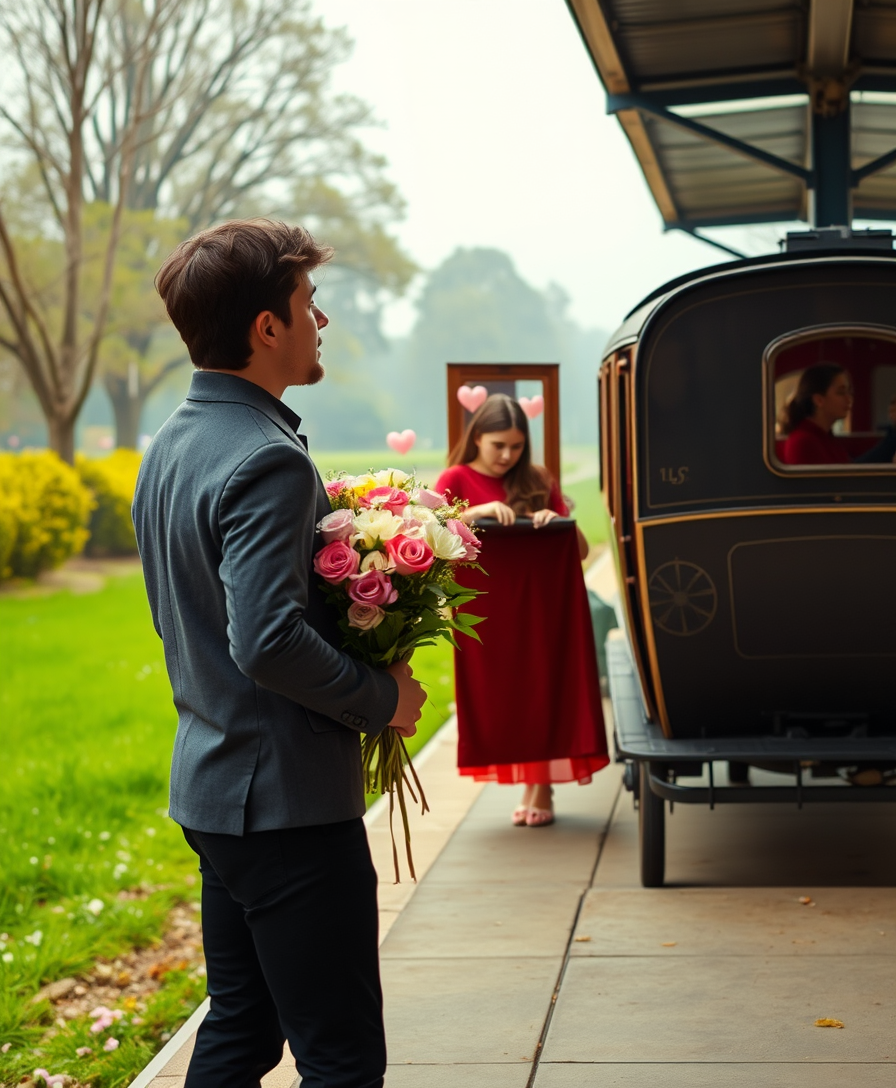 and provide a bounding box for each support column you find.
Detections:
[810,89,852,228]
